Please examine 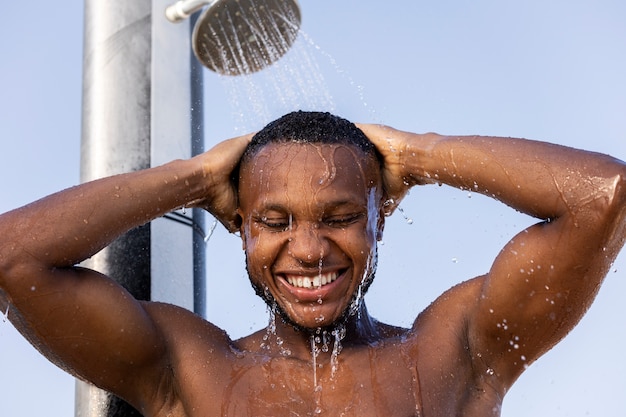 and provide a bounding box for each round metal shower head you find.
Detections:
[191,0,301,76]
